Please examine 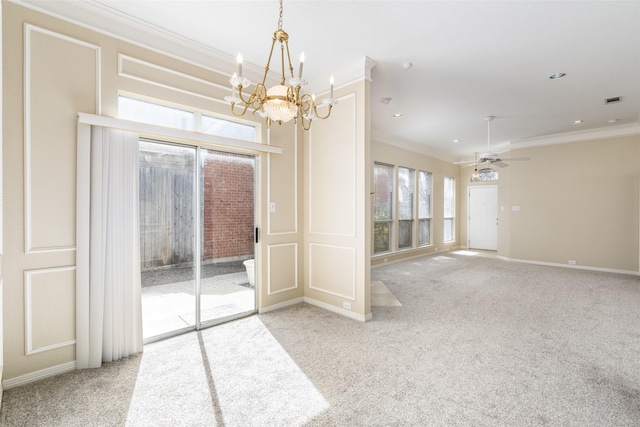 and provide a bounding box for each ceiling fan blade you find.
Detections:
[453,160,475,166]
[498,156,529,161]
[493,161,509,168]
